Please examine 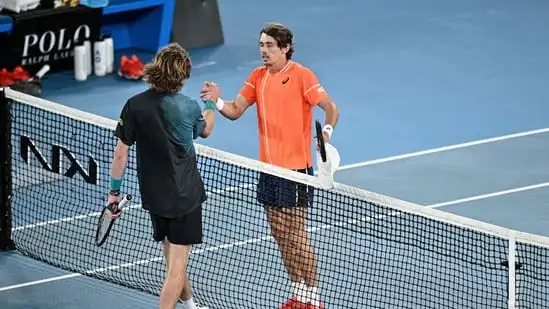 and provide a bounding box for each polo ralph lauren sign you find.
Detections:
[1,6,102,73]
